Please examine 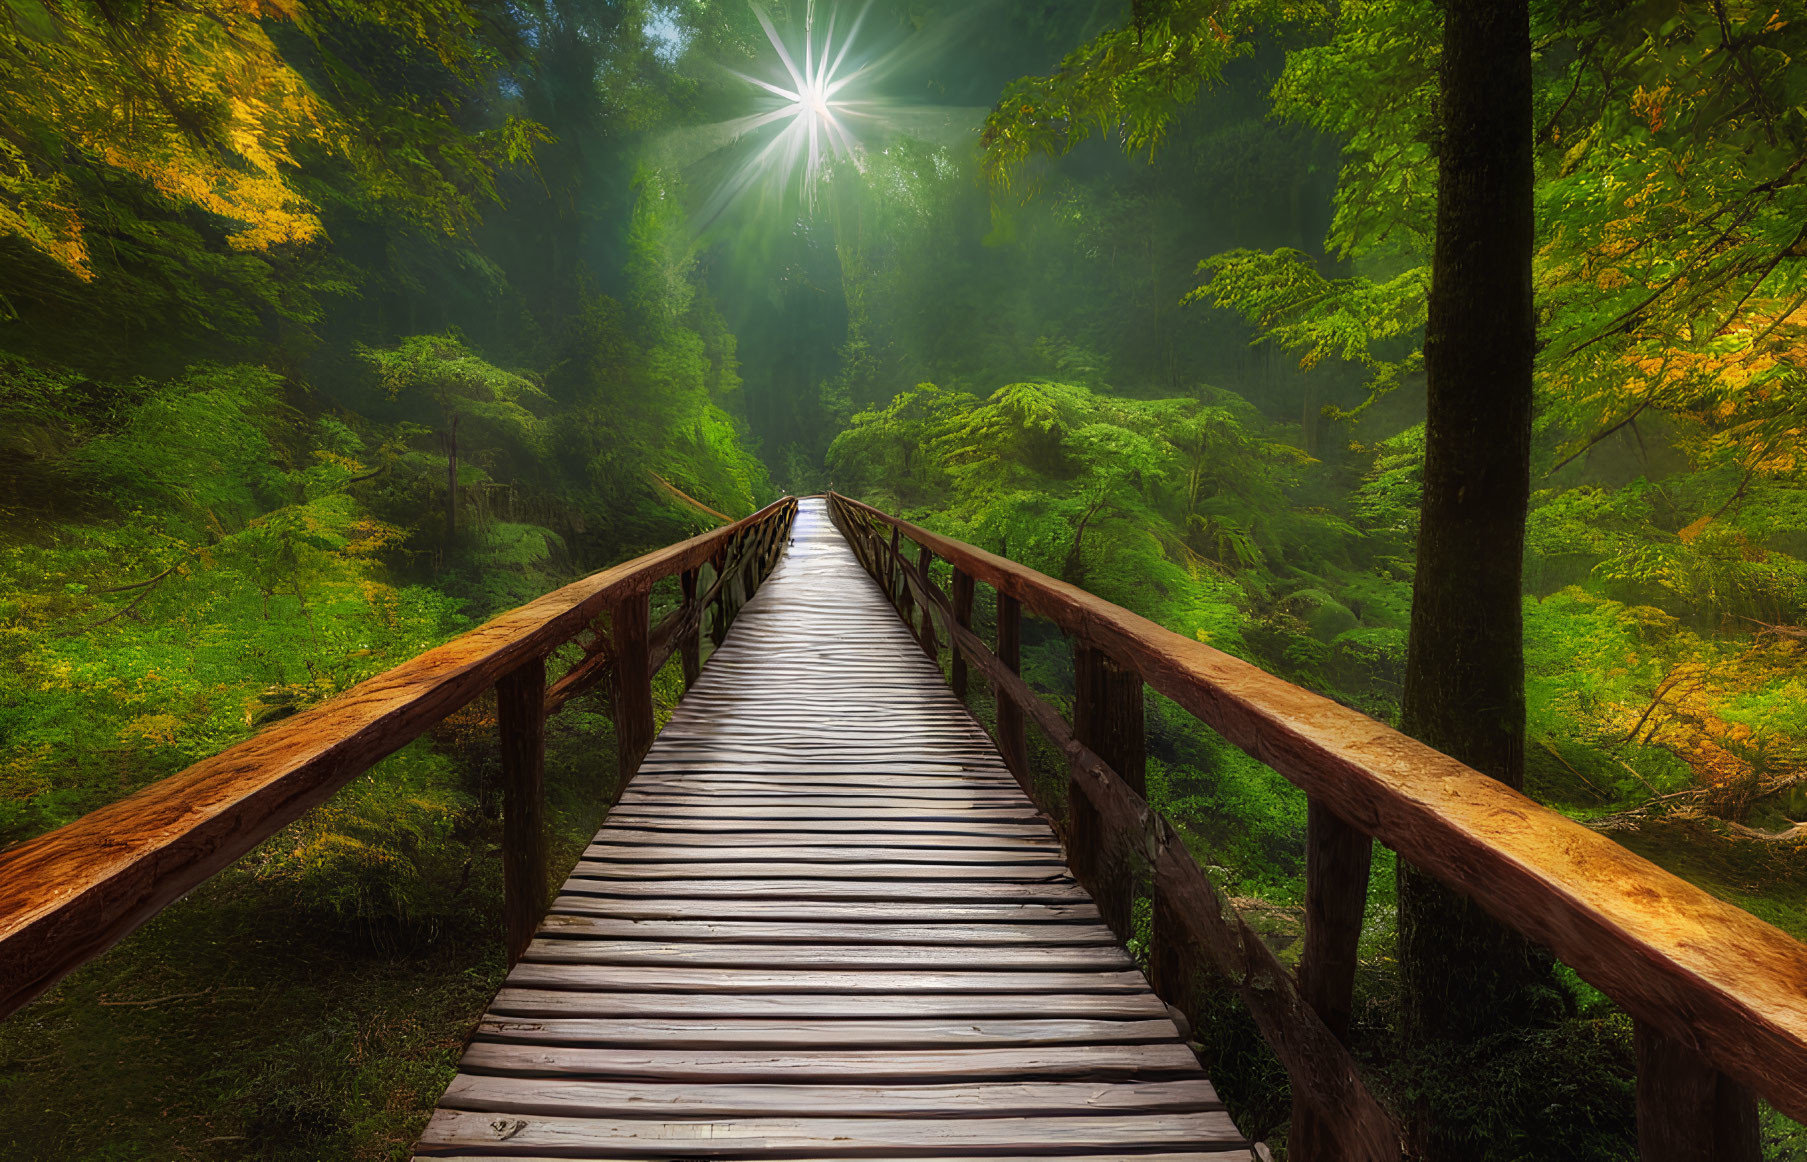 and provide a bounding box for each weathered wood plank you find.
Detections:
[581,844,1062,865]
[551,879,1091,902]
[486,988,1173,1021]
[455,1040,1203,1081]
[415,1110,1247,1156]
[534,915,1120,946]
[564,861,1071,883]
[470,1015,1182,1048]
[438,1073,1223,1117]
[519,938,1134,971]
[544,897,1104,924]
